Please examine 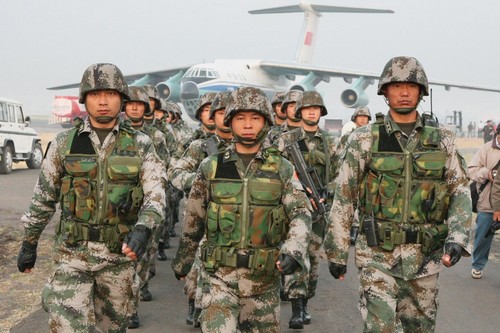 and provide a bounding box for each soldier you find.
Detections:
[142,84,161,126]
[123,86,170,329]
[279,91,339,329]
[267,90,303,142]
[172,86,312,332]
[167,101,194,148]
[271,91,287,126]
[324,56,472,332]
[16,63,166,333]
[170,91,233,327]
